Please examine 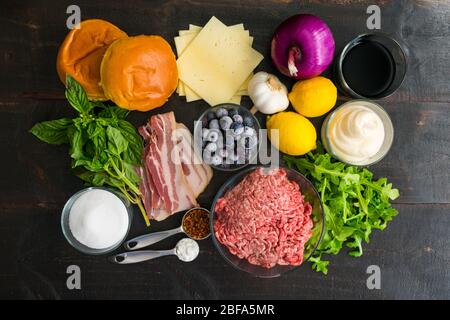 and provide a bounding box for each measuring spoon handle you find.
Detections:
[124,226,183,250]
[111,250,175,264]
